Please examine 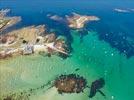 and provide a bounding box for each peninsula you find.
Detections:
[0,25,69,59]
